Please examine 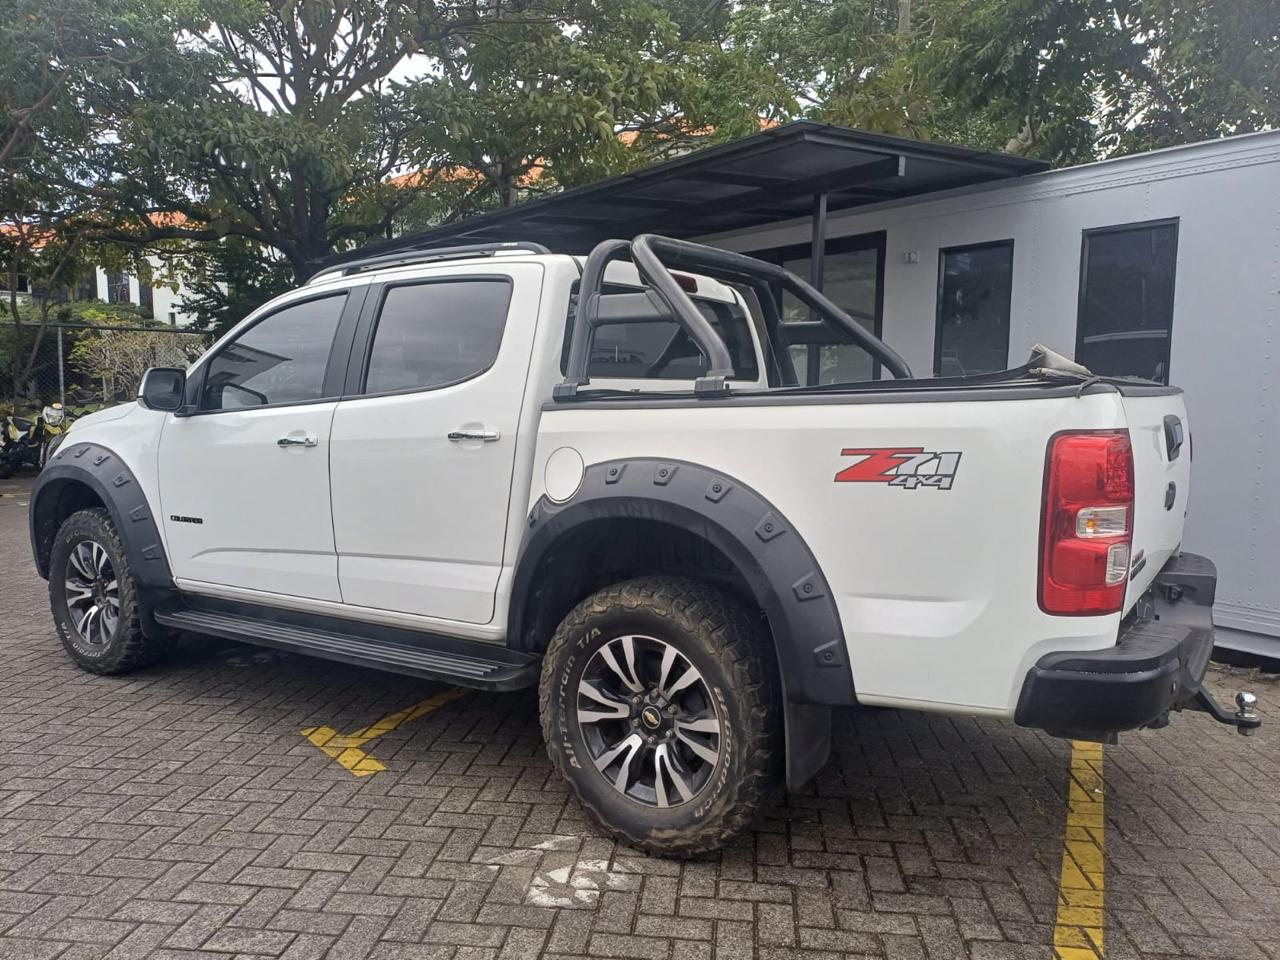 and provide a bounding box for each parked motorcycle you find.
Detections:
[0,415,37,479]
[0,403,76,478]
[37,403,73,463]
